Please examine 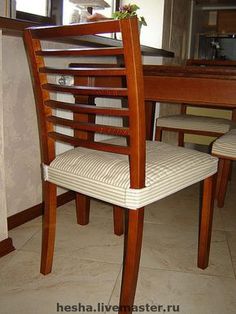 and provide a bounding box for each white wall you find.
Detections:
[121,0,165,48]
